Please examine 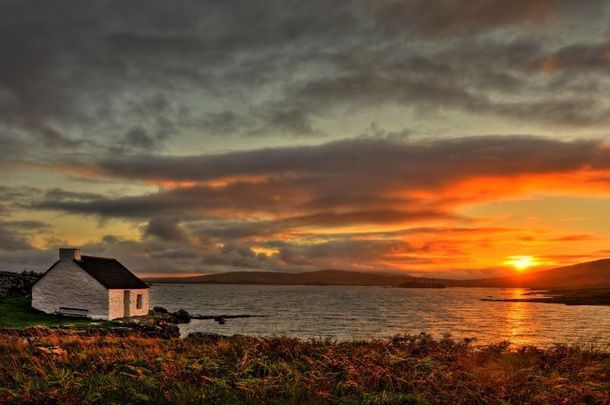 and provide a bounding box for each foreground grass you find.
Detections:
[0,297,110,328]
[1,331,609,404]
